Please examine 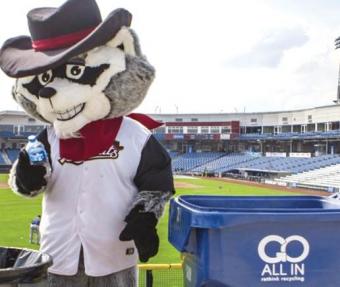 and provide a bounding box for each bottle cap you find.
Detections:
[28,135,36,142]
